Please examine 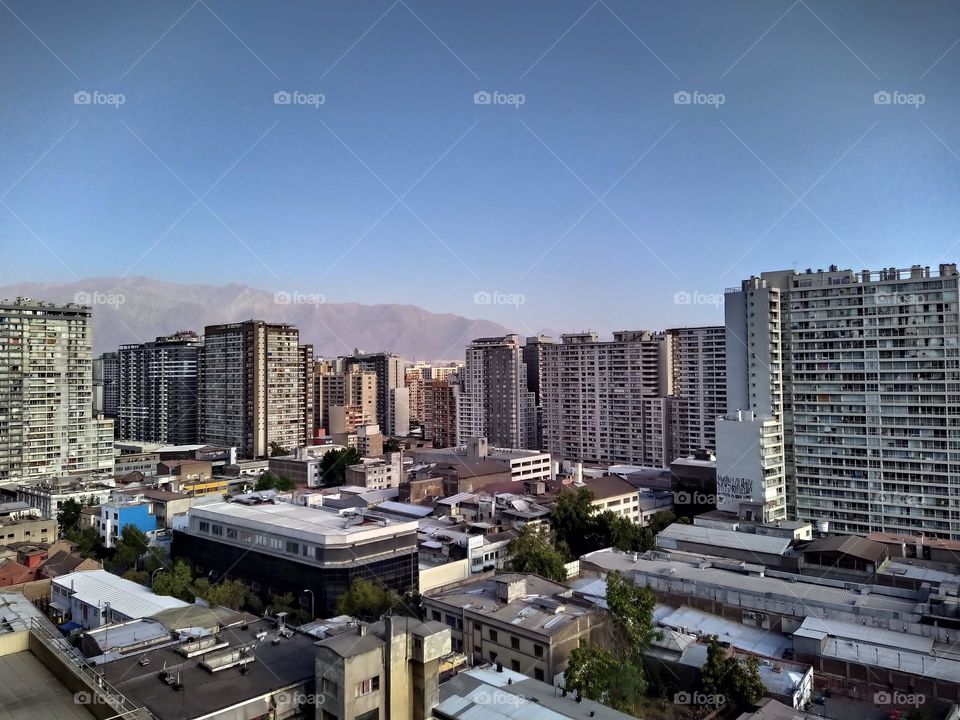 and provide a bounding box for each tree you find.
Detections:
[564,644,646,713]
[255,471,296,492]
[152,560,196,602]
[269,441,290,457]
[123,569,150,585]
[505,525,567,582]
[66,526,104,560]
[698,636,765,709]
[268,592,311,624]
[319,447,362,487]
[550,487,596,559]
[335,578,406,620]
[605,570,659,658]
[107,526,149,573]
[57,499,84,534]
[383,437,403,453]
